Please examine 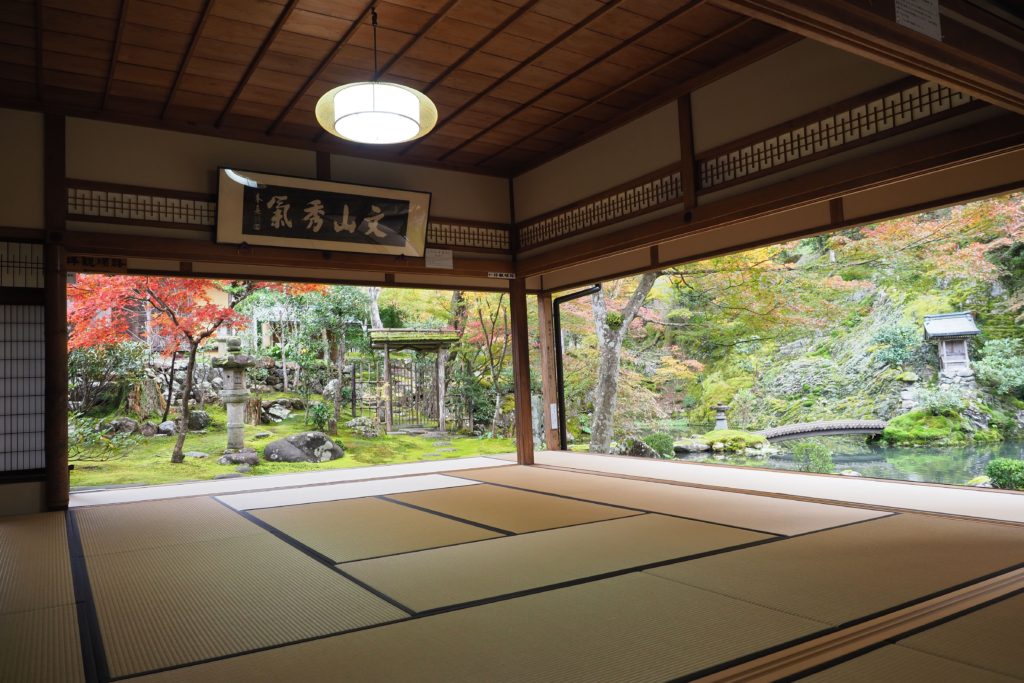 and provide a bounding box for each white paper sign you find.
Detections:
[549,403,558,426]
[895,0,942,41]
[424,248,453,270]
